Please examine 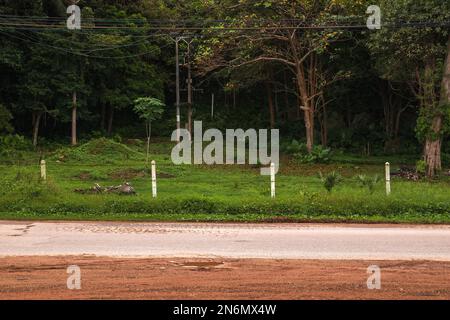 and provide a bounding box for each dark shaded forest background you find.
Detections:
[0,0,449,176]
